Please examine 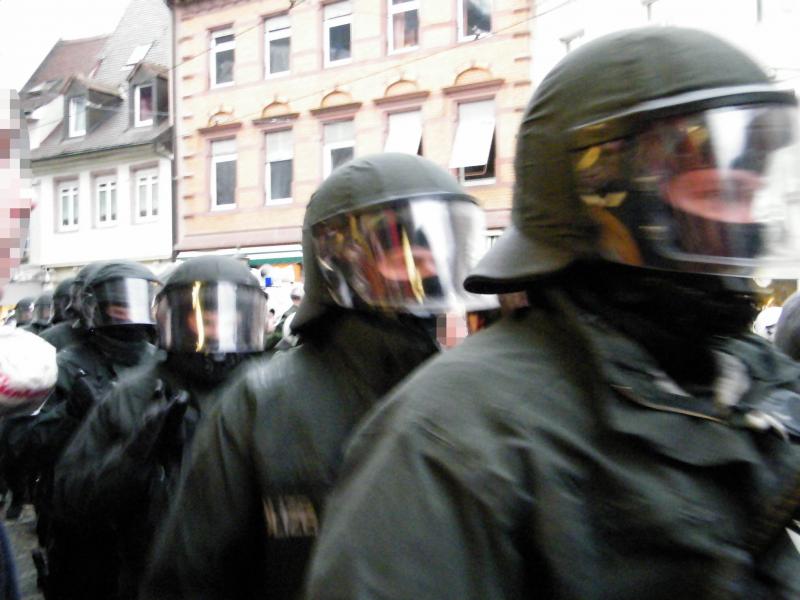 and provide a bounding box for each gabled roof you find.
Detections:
[31,0,172,162]
[22,36,107,92]
[20,36,107,114]
[61,74,121,98]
